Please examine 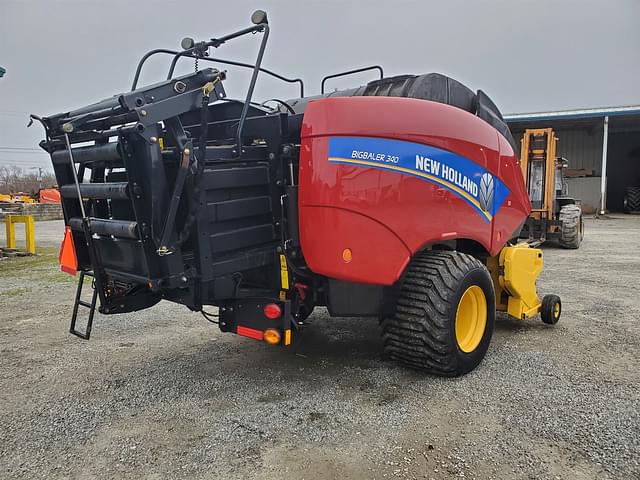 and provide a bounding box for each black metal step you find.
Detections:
[60,182,129,200]
[70,271,98,340]
[69,217,139,240]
